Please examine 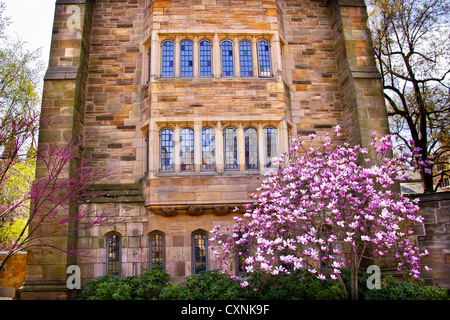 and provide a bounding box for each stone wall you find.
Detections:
[0,252,27,291]
[411,191,450,290]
